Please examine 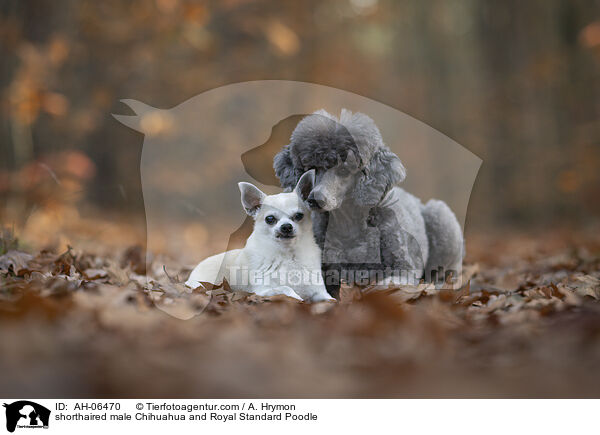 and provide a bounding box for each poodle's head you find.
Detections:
[273,109,406,210]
